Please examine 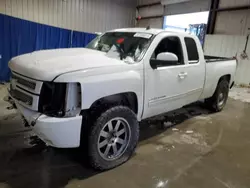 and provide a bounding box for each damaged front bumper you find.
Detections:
[8,94,83,148]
